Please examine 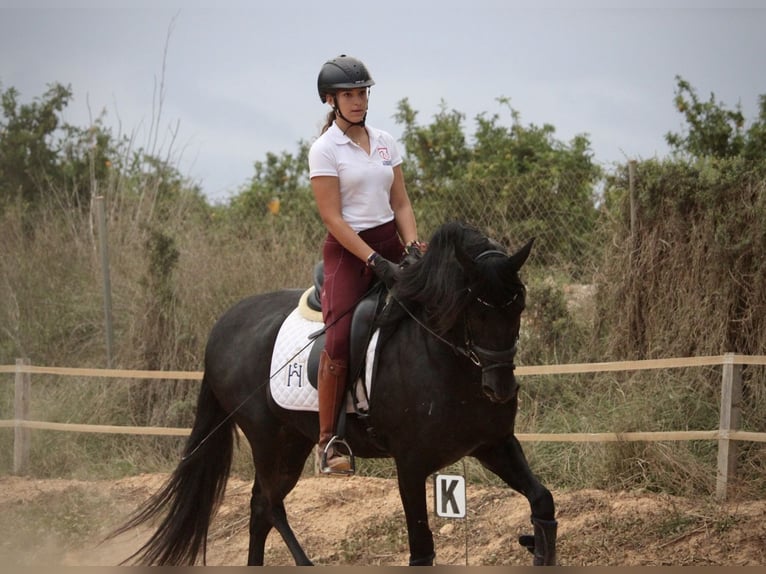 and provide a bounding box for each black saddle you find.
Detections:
[305,261,325,313]
[304,261,385,414]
